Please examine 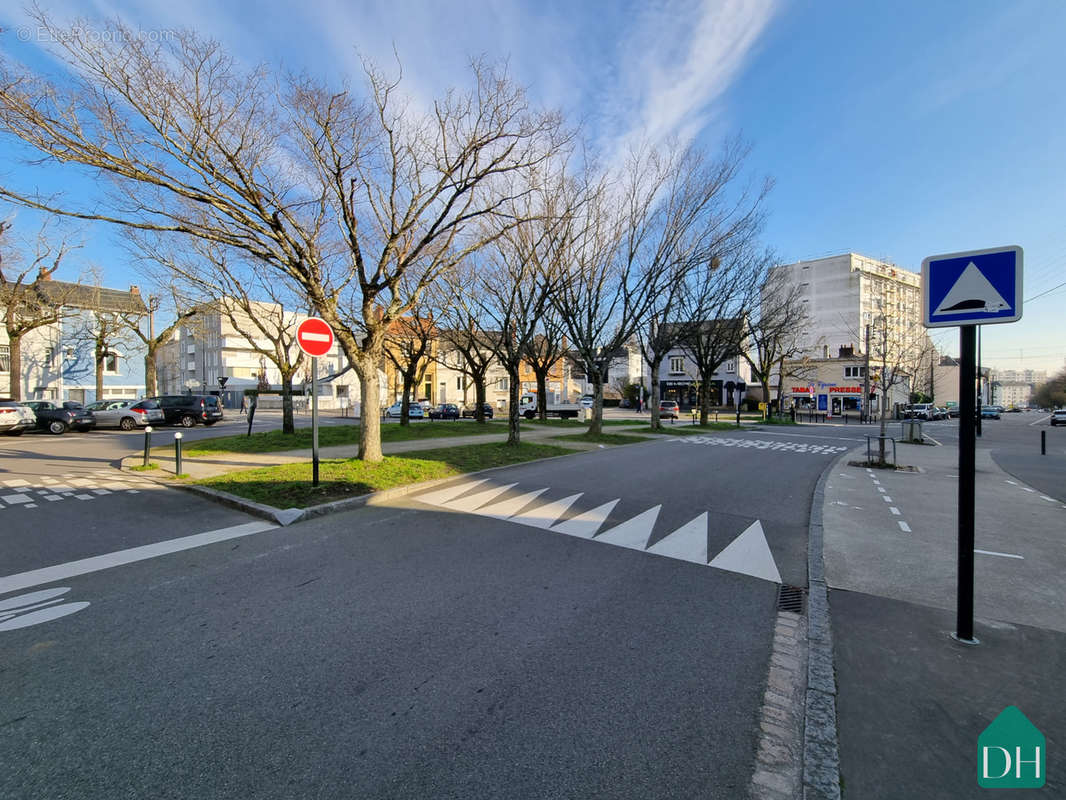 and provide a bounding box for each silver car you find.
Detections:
[88,399,166,430]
